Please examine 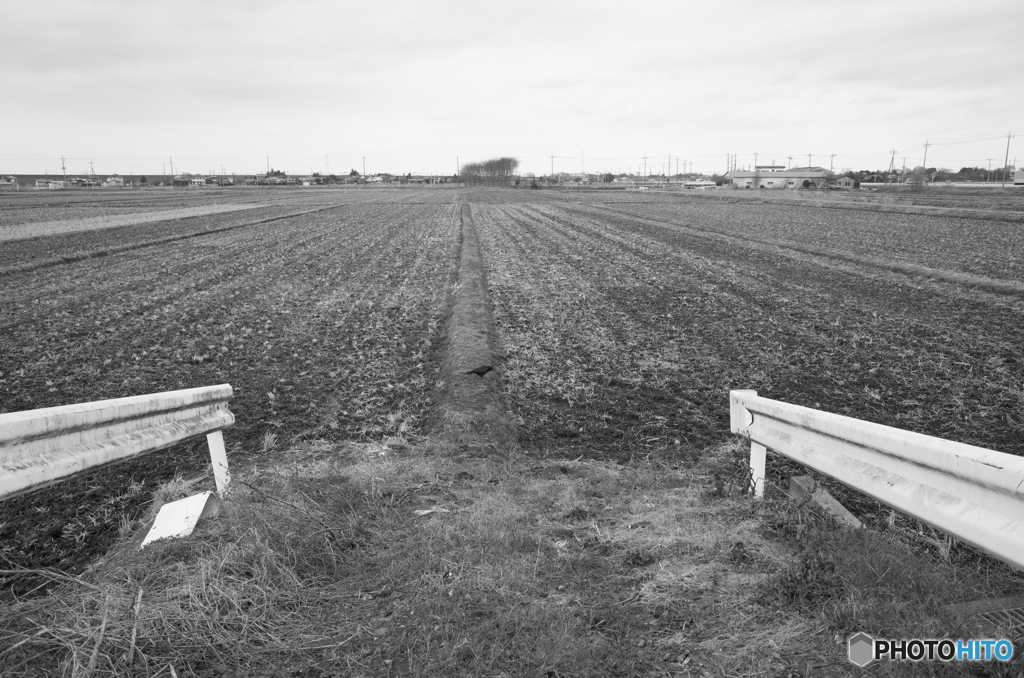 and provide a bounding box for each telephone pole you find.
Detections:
[643,156,647,176]
[807,153,812,168]
[922,140,930,174]
[362,156,366,176]
[61,156,67,183]
[754,152,759,168]
[987,159,993,183]
[550,155,554,177]
[1003,132,1013,188]
[787,156,792,169]
[169,157,175,189]
[830,153,836,172]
